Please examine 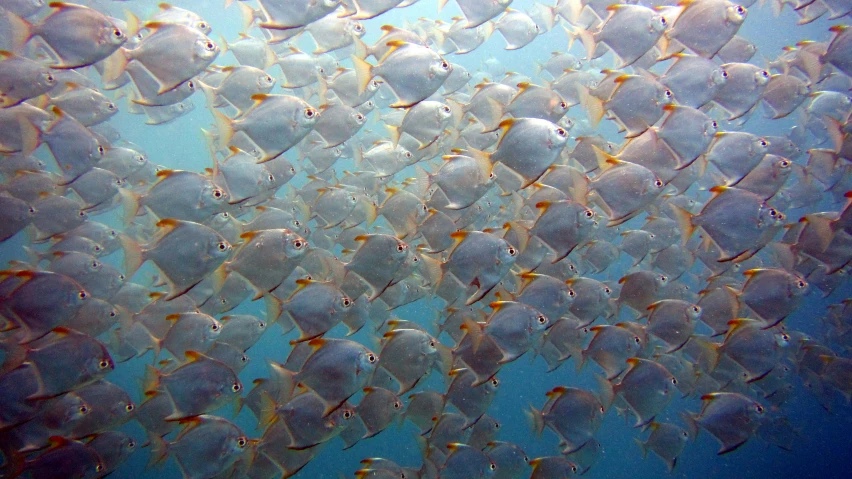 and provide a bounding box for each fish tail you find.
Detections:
[634,437,647,458]
[351,55,374,95]
[119,233,144,279]
[5,10,31,52]
[352,35,369,60]
[526,404,544,436]
[575,27,596,63]
[578,84,604,128]
[146,430,169,468]
[668,203,695,247]
[595,373,615,410]
[101,47,129,85]
[211,107,235,150]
